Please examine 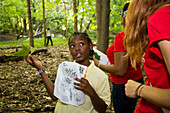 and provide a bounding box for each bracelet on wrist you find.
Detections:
[135,83,143,98]
[37,68,45,75]
[138,85,146,97]
[98,63,101,68]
